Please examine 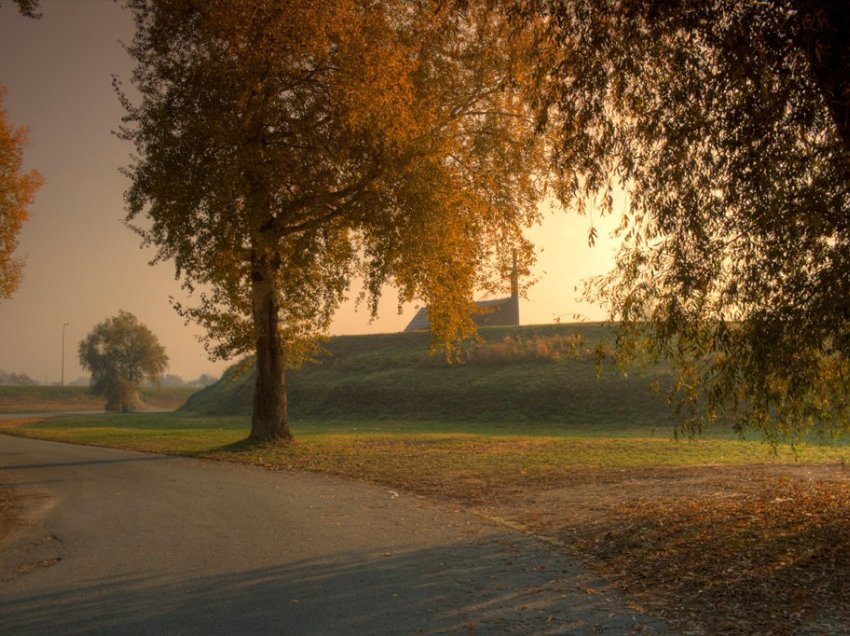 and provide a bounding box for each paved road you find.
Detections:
[0,435,672,634]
